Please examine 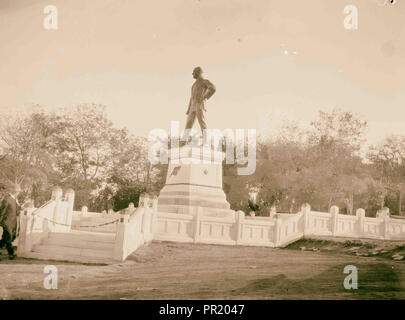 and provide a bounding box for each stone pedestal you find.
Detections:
[157,145,234,217]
